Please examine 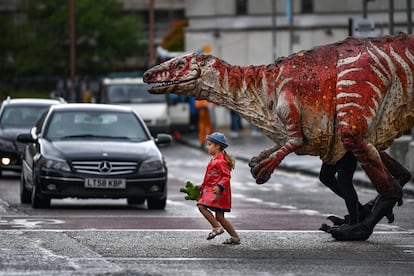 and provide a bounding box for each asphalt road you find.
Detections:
[0,142,413,275]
